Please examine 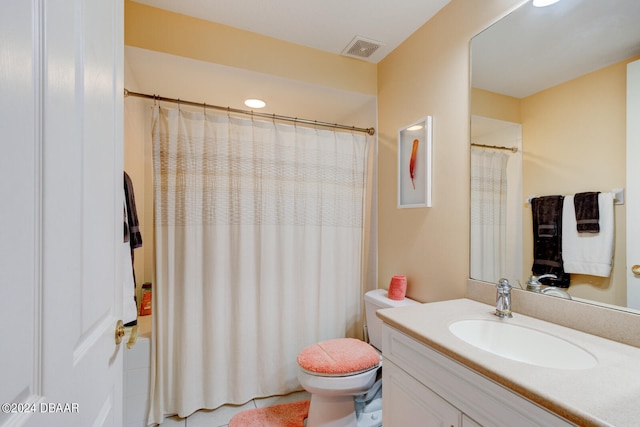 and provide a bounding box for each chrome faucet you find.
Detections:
[495,278,513,318]
[525,274,557,293]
